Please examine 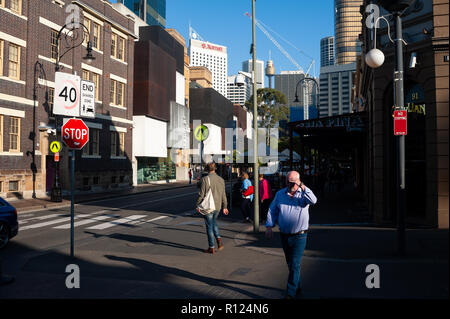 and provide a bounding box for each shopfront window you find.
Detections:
[137,157,176,184]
